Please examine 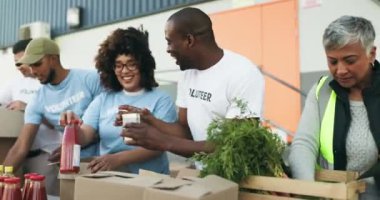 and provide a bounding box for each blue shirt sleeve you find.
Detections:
[83,70,103,98]
[152,94,177,123]
[24,91,43,124]
[82,93,102,132]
